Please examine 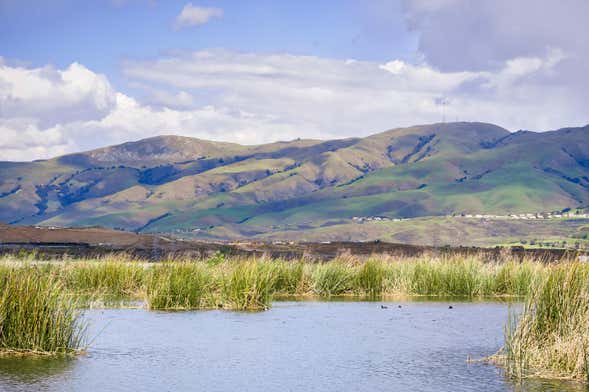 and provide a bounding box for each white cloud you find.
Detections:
[0,48,585,162]
[0,118,73,161]
[0,62,116,128]
[124,49,579,132]
[174,3,223,29]
[481,48,566,91]
[379,60,479,91]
